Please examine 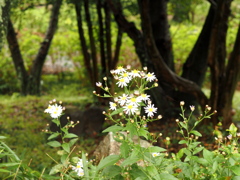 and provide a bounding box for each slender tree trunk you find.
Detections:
[75,2,93,84]
[111,28,122,70]
[7,19,28,95]
[83,0,98,87]
[28,0,62,95]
